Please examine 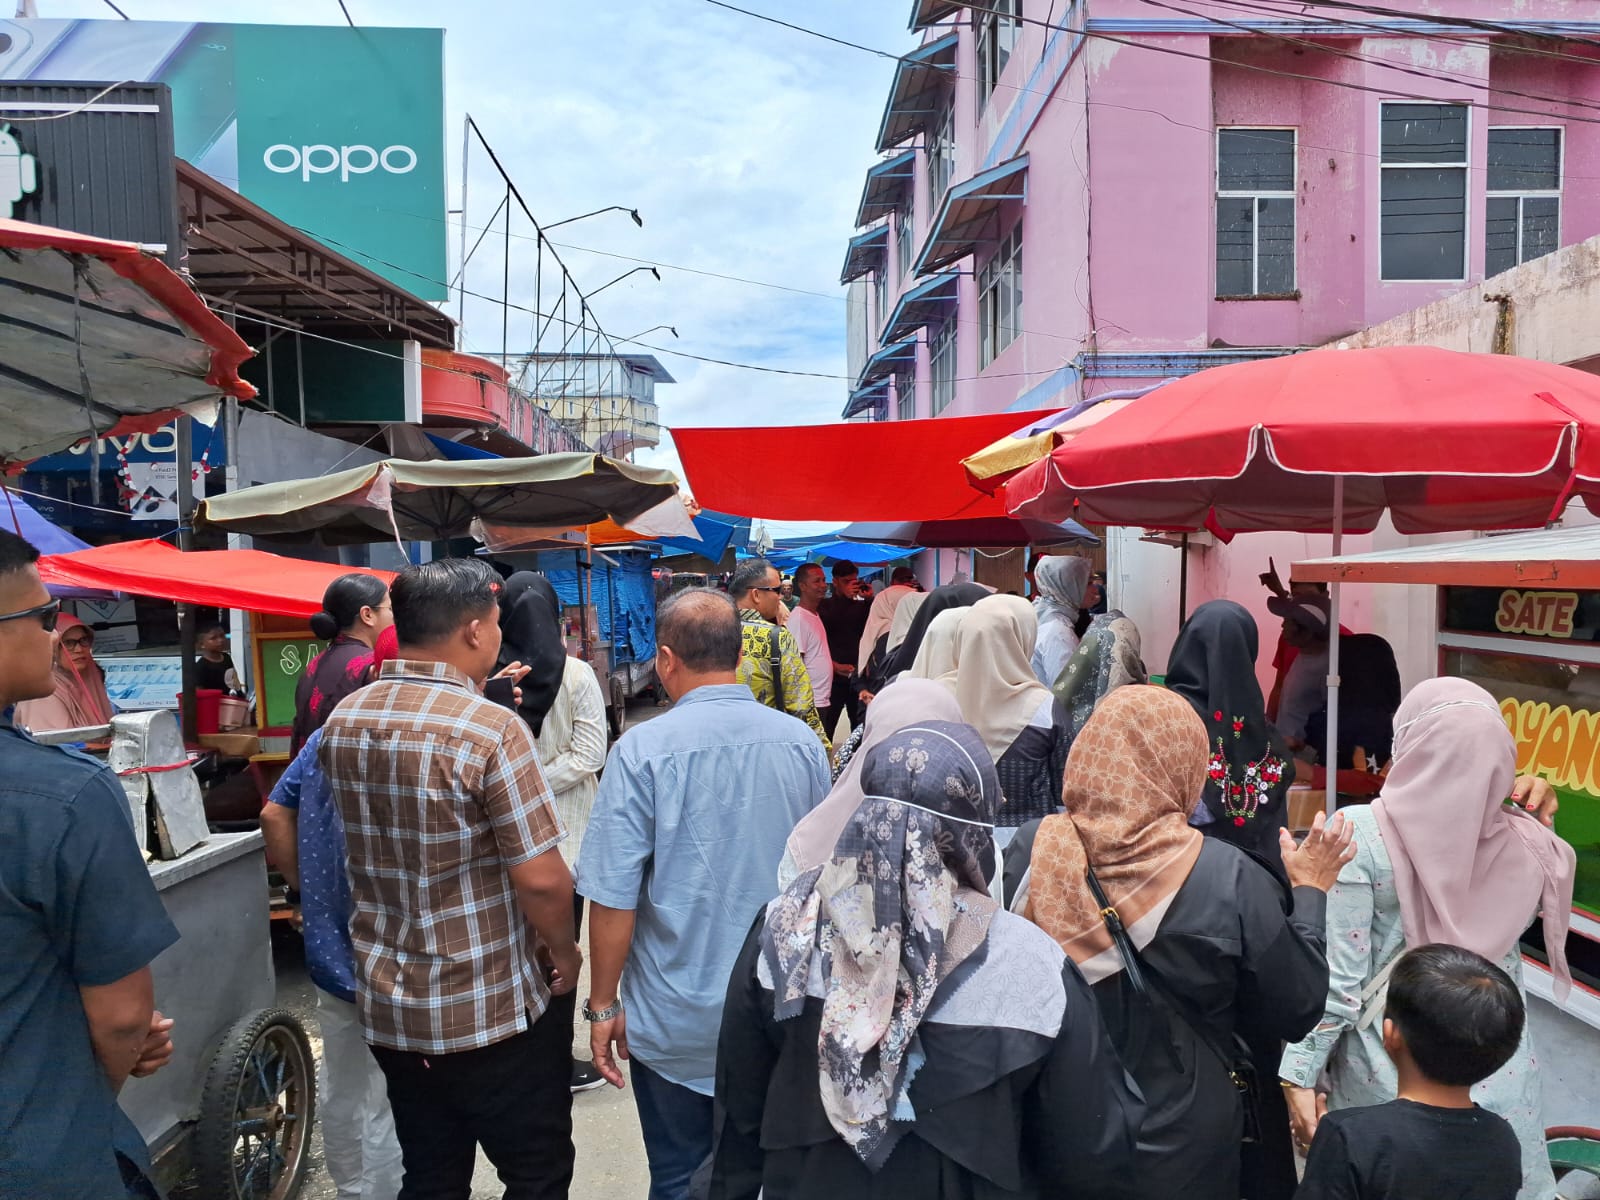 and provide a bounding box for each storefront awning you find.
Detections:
[38,539,393,618]
[914,155,1030,276]
[883,272,959,344]
[858,338,918,388]
[910,0,967,30]
[1294,526,1600,590]
[856,150,917,227]
[0,217,257,466]
[876,32,958,152]
[842,382,889,420]
[840,225,891,286]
